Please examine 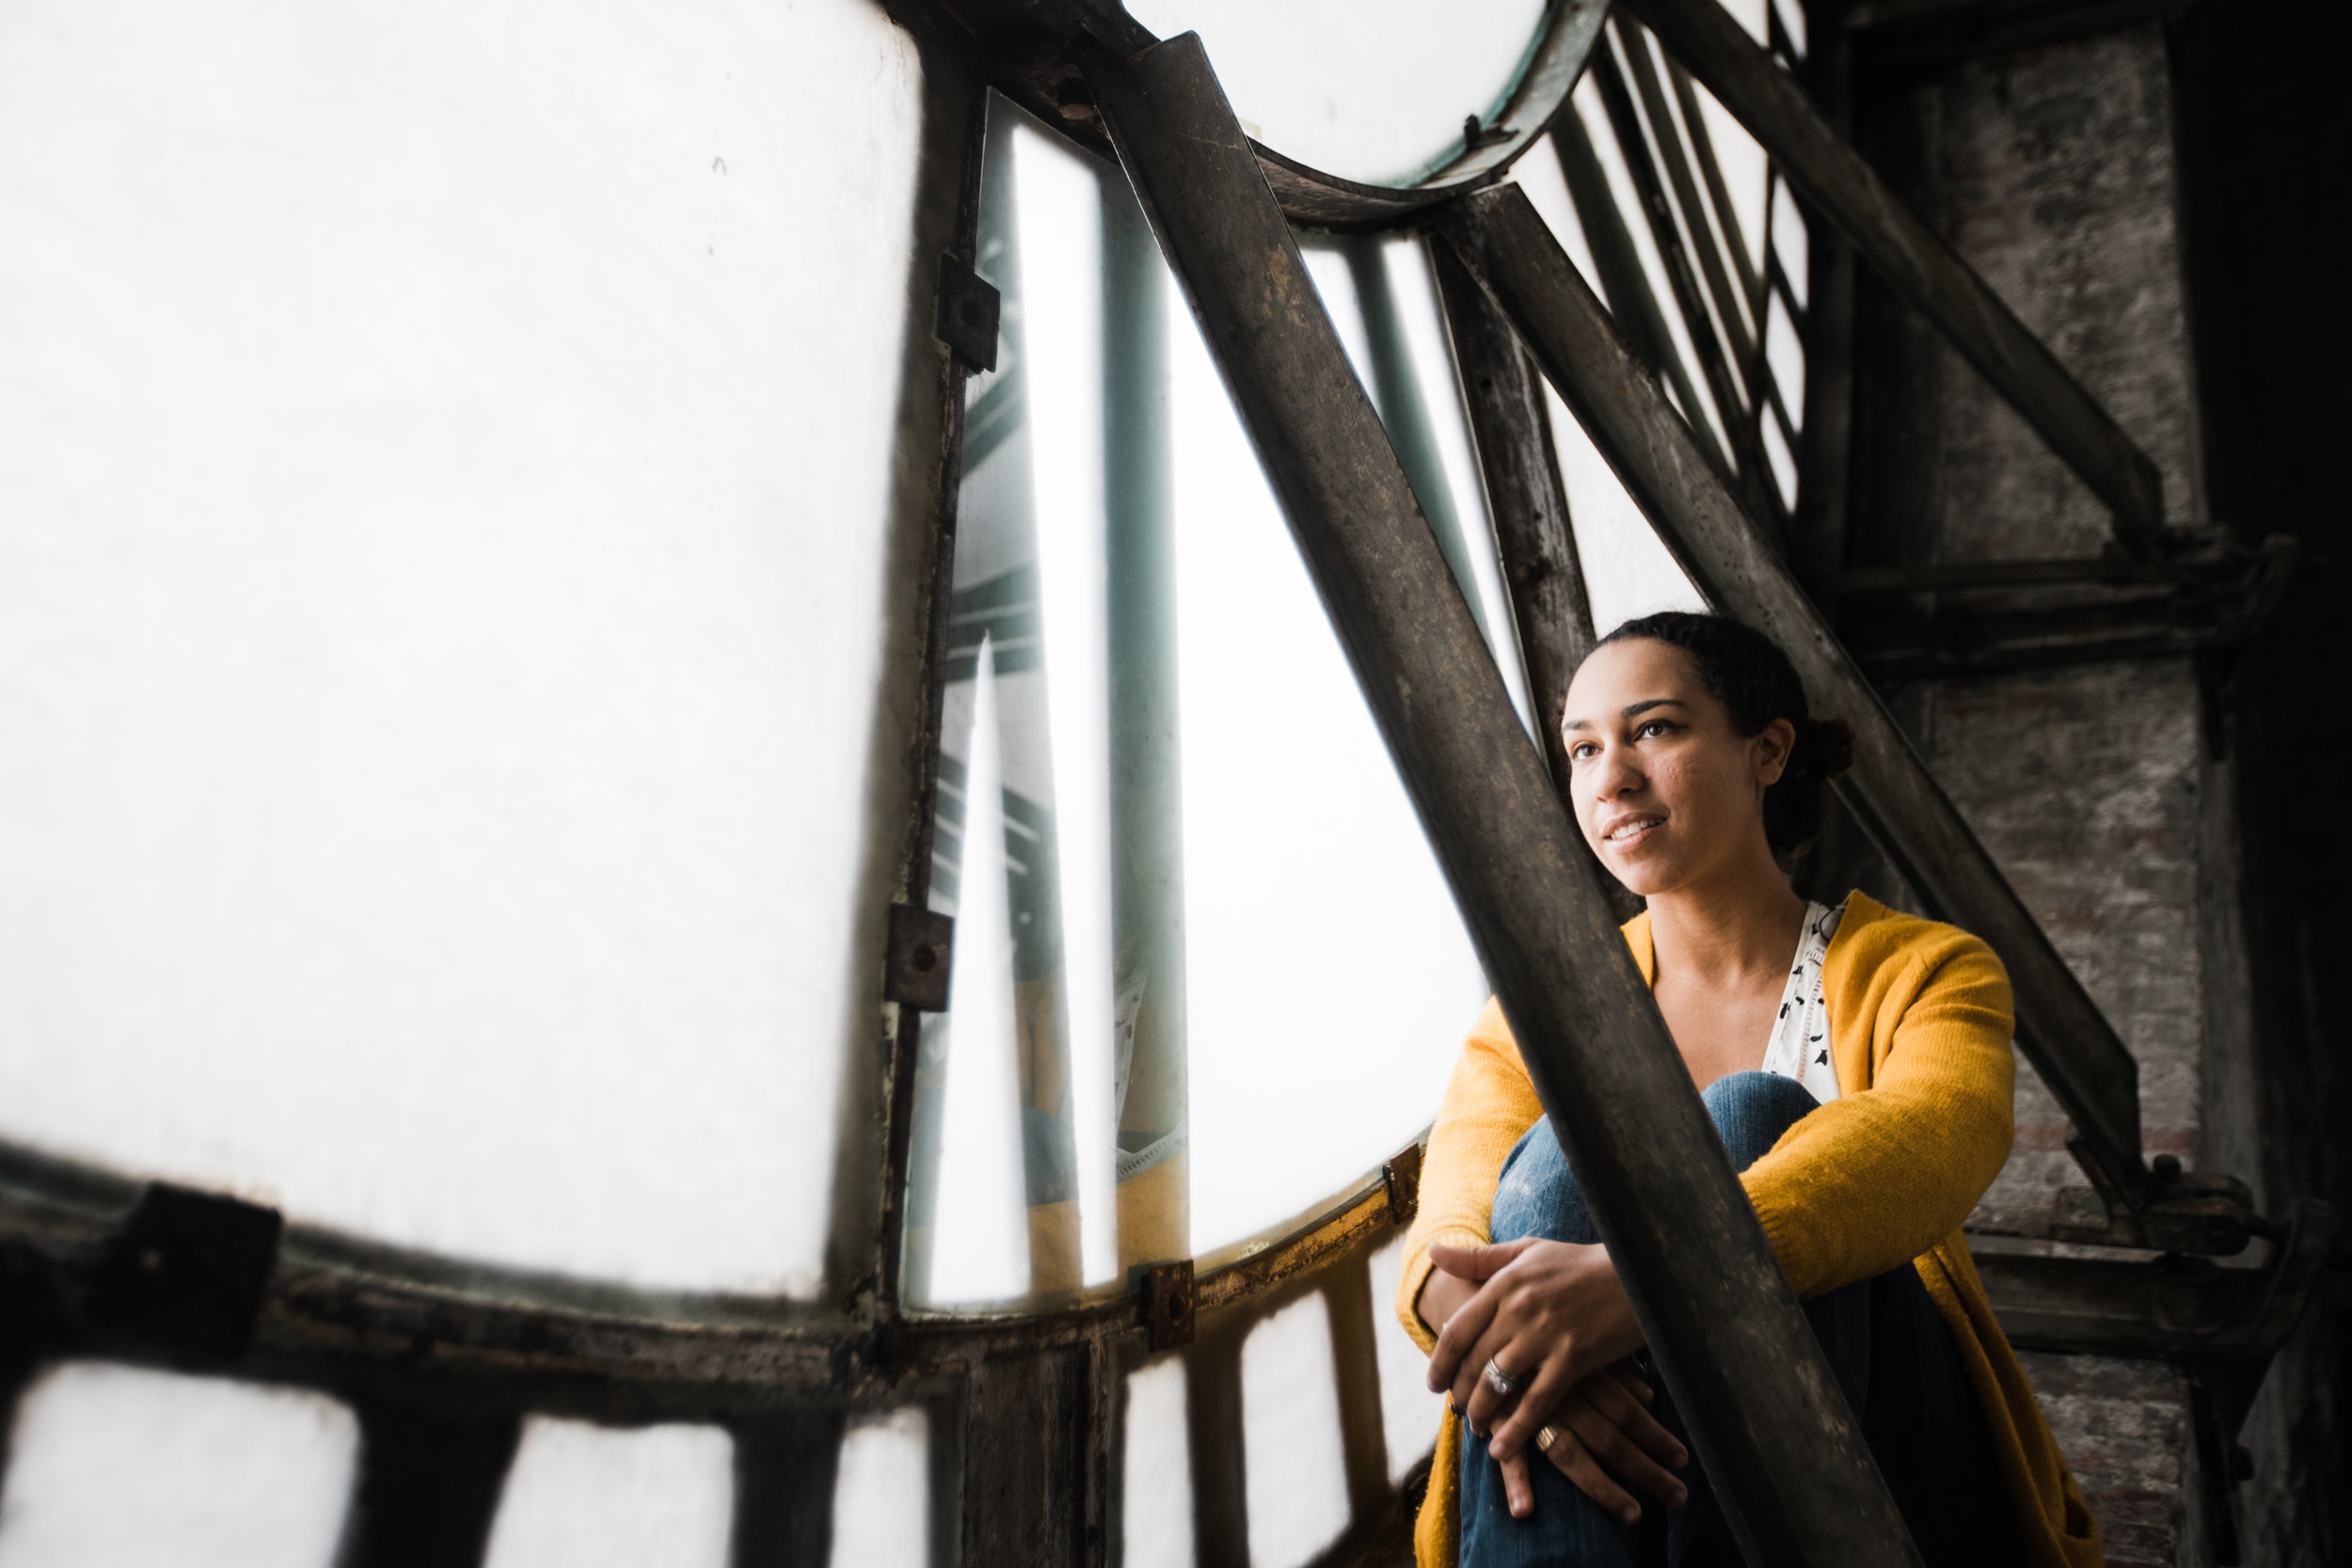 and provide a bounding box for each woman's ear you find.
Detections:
[1753,718,1797,787]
